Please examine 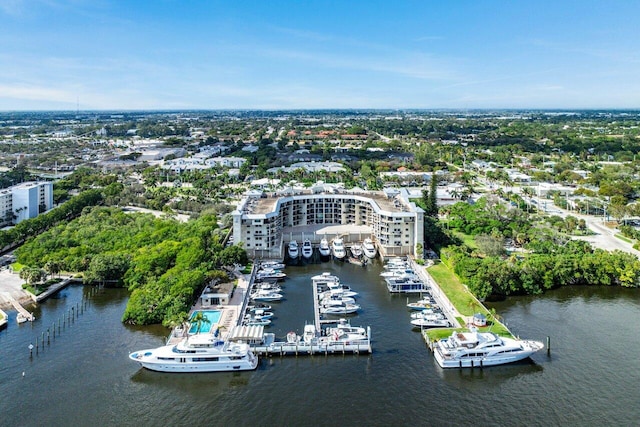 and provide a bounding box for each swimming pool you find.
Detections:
[188,310,222,334]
